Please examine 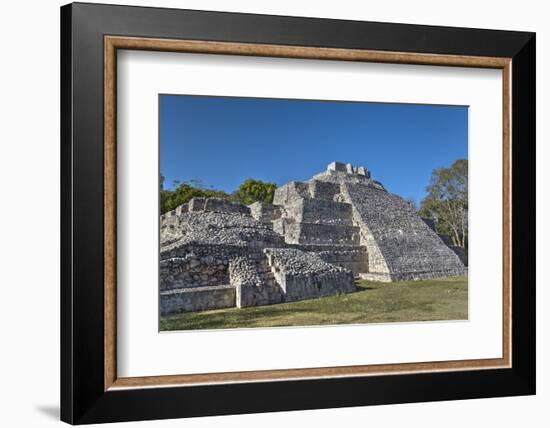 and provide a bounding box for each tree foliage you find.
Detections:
[160,177,277,214]
[233,178,276,205]
[160,182,231,214]
[419,159,468,248]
